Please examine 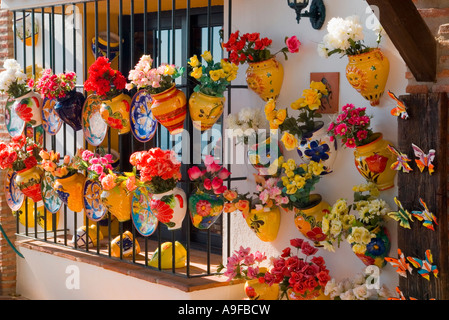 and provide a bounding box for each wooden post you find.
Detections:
[397,93,448,300]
